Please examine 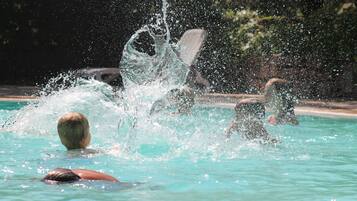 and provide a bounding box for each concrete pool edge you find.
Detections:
[0,96,38,102]
[197,94,357,119]
[199,103,357,119]
[1,91,357,119]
